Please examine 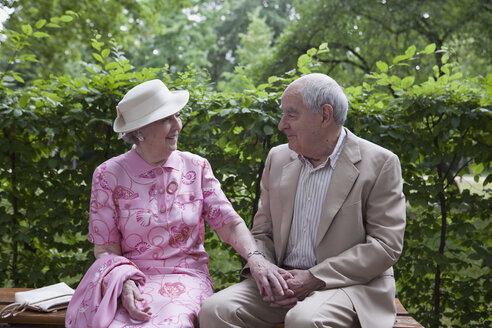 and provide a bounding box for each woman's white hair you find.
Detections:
[295,73,349,126]
[120,126,149,145]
